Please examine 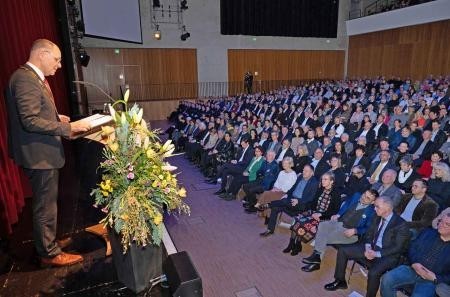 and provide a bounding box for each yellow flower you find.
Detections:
[100,180,113,192]
[153,213,163,225]
[146,149,156,158]
[158,175,164,180]
[121,214,129,221]
[101,126,115,138]
[108,142,119,152]
[101,190,109,197]
[152,180,159,188]
[178,187,187,198]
